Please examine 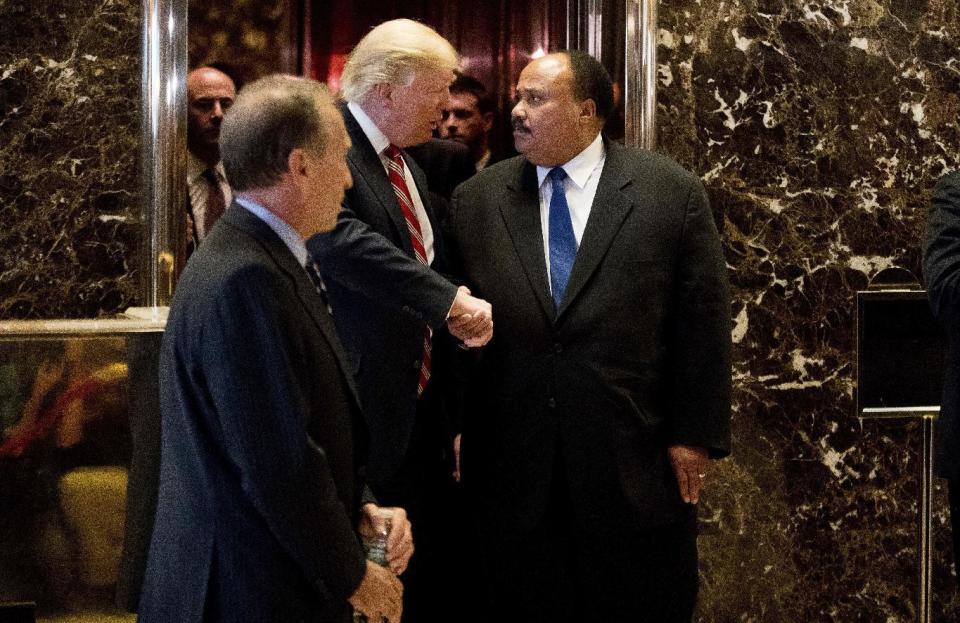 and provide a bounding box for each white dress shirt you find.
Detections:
[347,101,436,265]
[187,152,233,240]
[536,133,606,289]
